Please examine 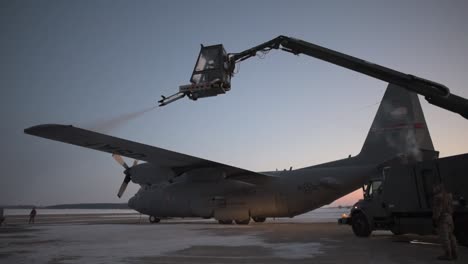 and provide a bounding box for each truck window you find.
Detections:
[363,184,369,198]
[368,181,382,197]
[382,167,391,180]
